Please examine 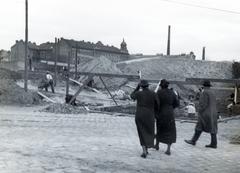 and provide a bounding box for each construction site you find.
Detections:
[1,51,240,172]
